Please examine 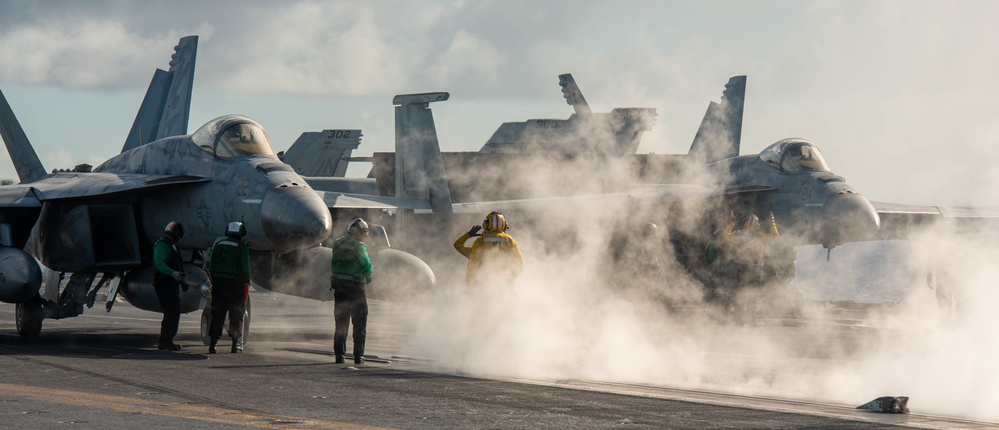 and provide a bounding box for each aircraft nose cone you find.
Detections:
[260,186,332,250]
[822,193,880,248]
